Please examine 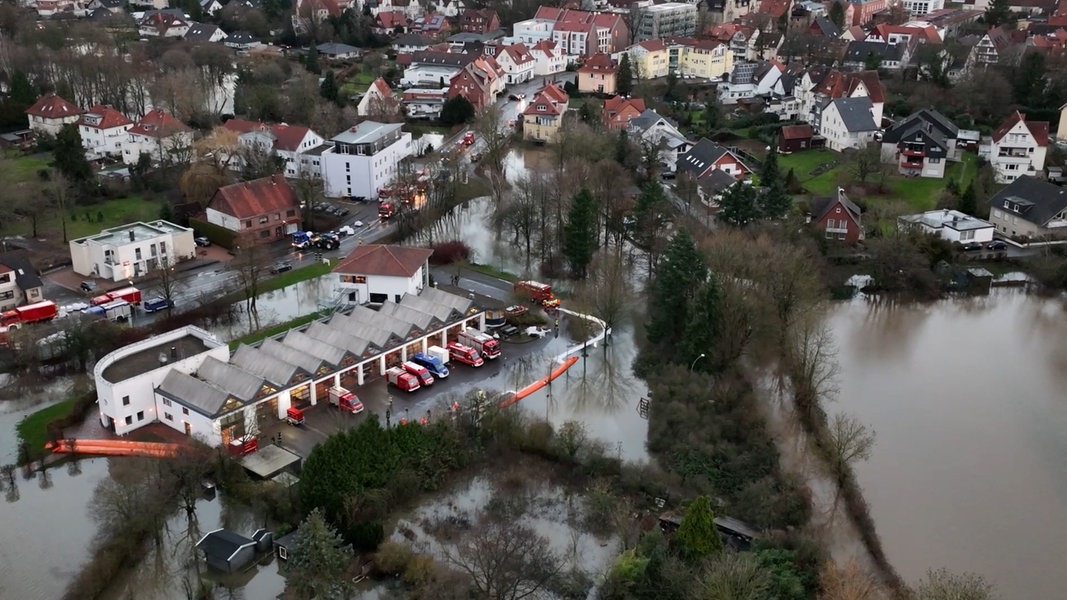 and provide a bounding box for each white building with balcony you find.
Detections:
[898,209,994,243]
[69,220,196,282]
[320,121,413,199]
[979,110,1048,184]
[78,105,133,159]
